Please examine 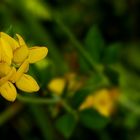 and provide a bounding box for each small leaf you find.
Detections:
[103,43,121,64]
[85,25,104,63]
[55,113,77,138]
[79,109,109,130]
